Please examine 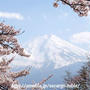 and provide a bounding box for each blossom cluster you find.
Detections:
[0,57,30,90]
[0,23,30,57]
[53,0,90,16]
